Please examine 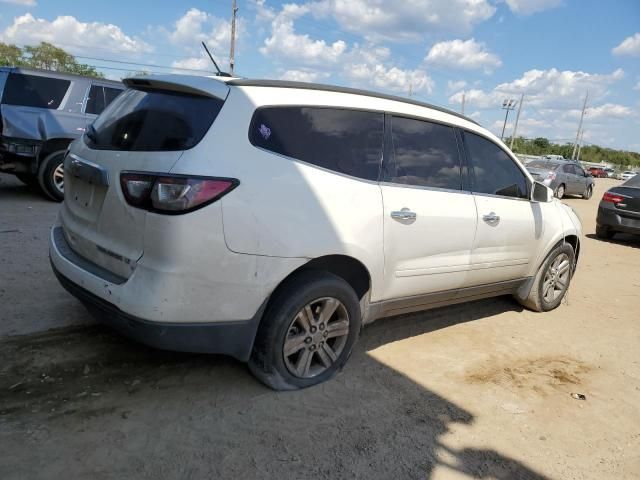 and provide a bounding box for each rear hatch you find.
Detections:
[60,76,228,279]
